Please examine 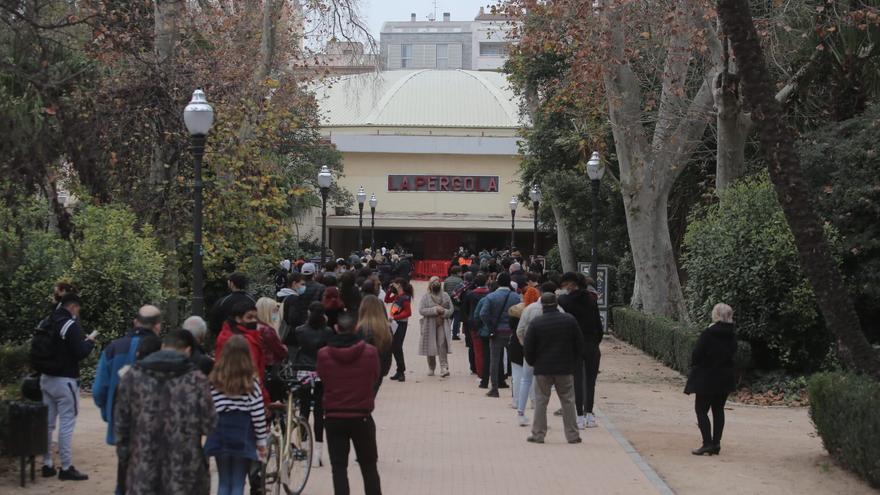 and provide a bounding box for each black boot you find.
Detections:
[711,443,721,455]
[691,445,716,456]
